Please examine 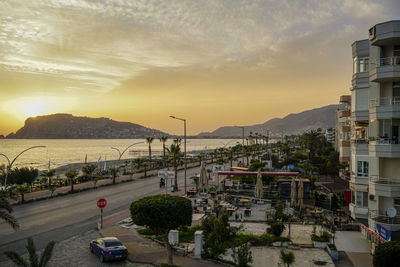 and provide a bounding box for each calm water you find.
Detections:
[0,139,240,170]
